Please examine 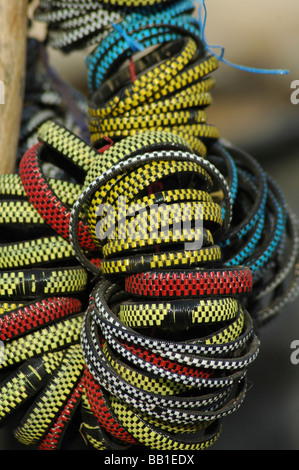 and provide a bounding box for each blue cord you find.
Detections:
[86,0,201,92]
[196,0,289,76]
